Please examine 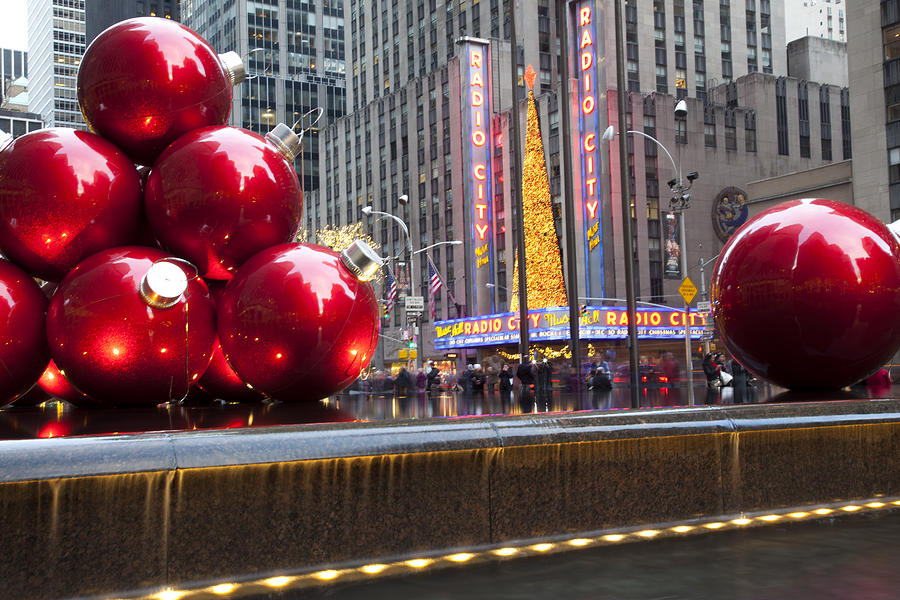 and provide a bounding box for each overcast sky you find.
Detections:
[0,2,29,51]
